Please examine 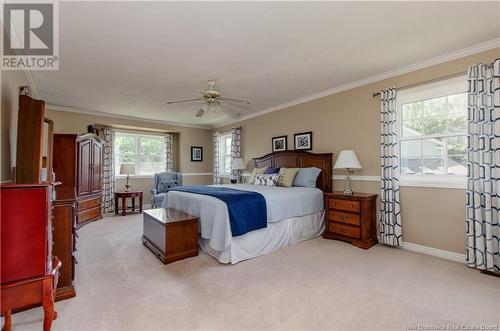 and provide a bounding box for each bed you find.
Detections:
[162,151,333,263]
